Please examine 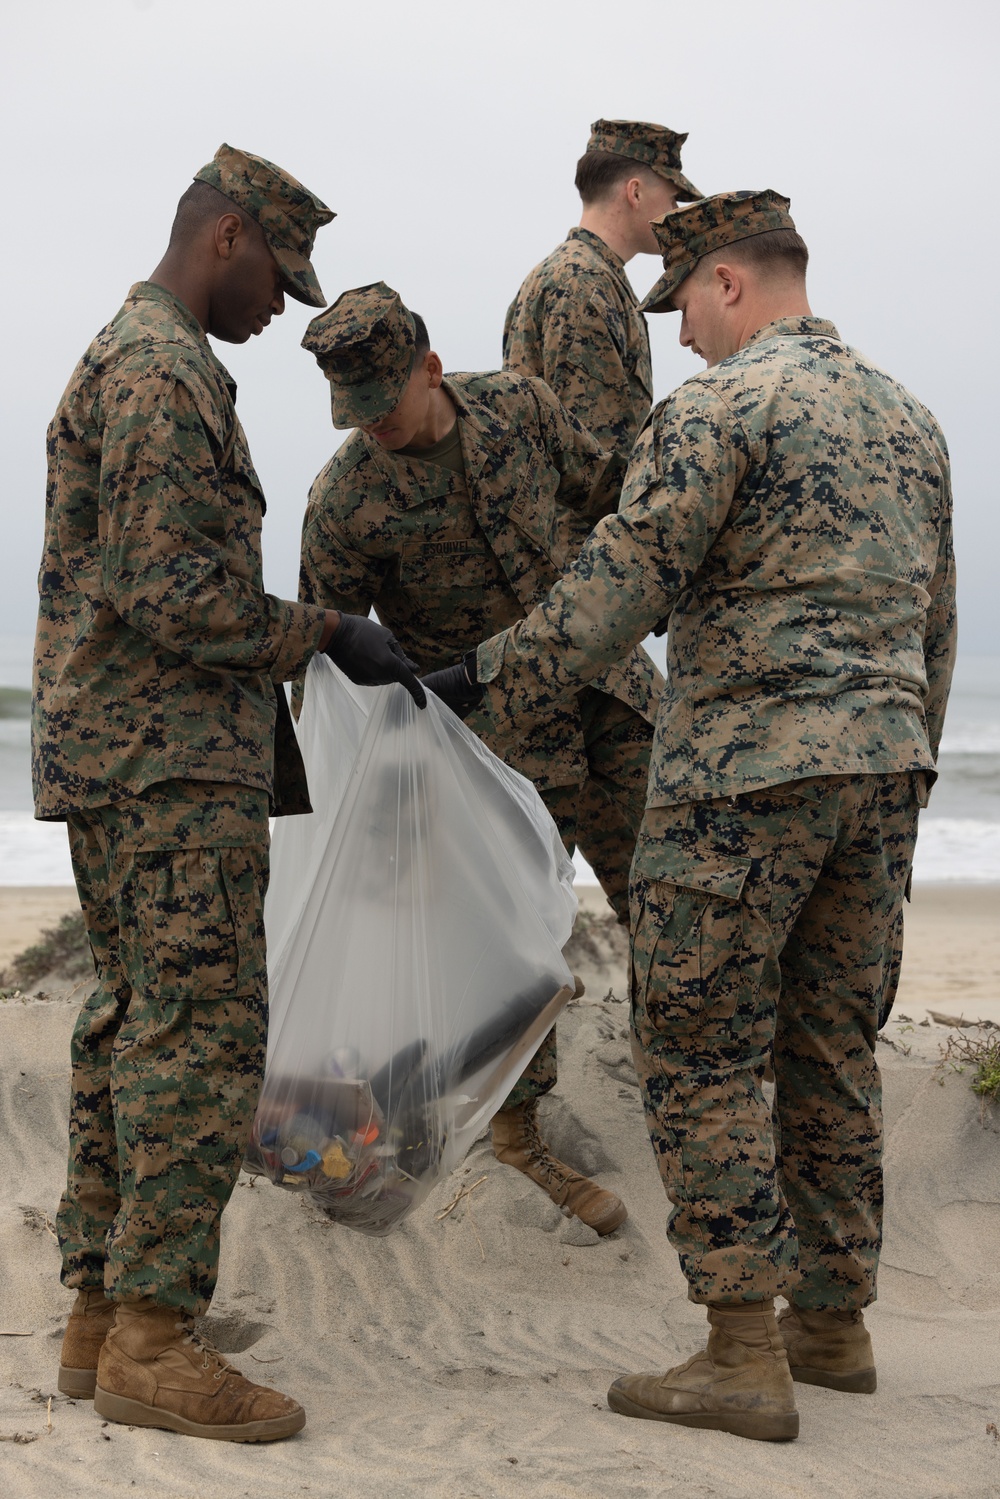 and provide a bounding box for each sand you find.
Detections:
[1,883,998,1497]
